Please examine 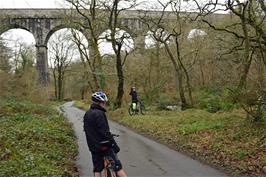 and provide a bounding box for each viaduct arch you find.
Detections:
[0,9,157,84]
[0,9,223,85]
